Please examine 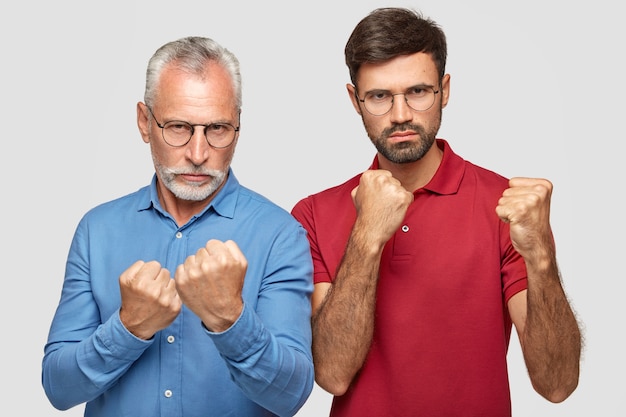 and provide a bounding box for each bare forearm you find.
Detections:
[312,233,382,395]
[311,170,413,395]
[522,256,581,402]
